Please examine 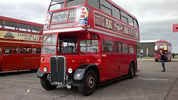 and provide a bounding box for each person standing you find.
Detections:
[172,53,175,59]
[160,50,167,72]
[140,49,144,59]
